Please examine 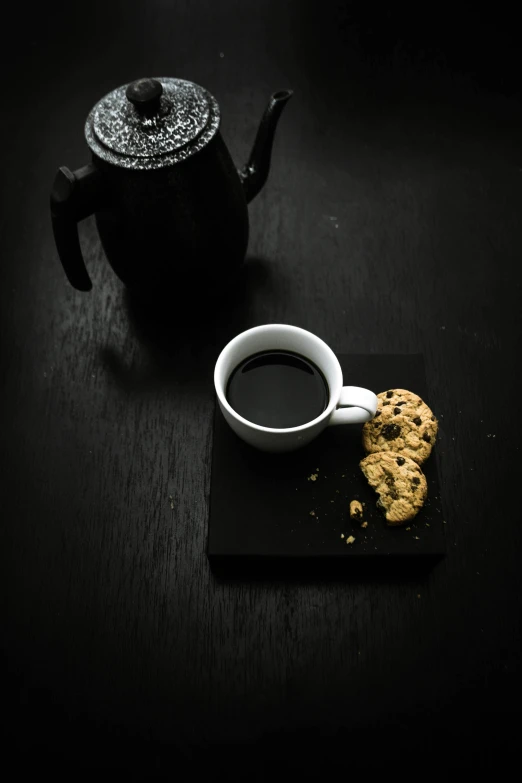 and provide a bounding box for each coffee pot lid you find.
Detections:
[84,77,220,170]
